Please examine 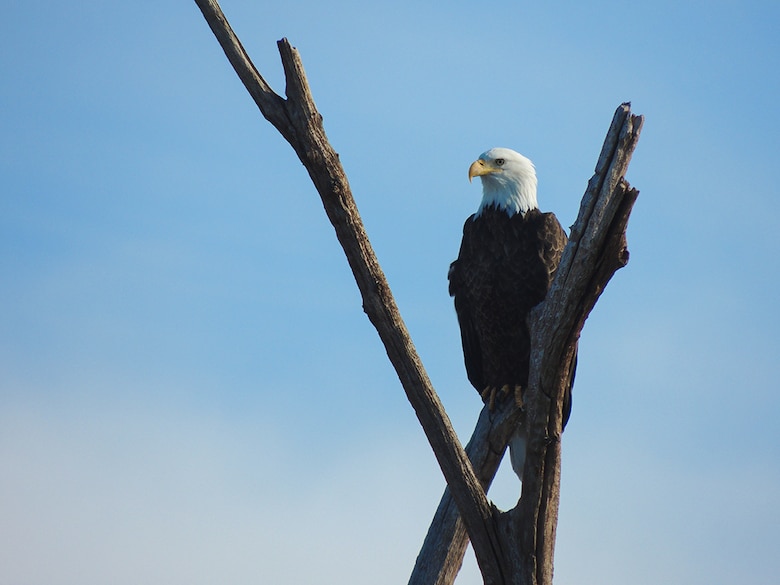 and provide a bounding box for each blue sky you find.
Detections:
[1,1,778,583]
